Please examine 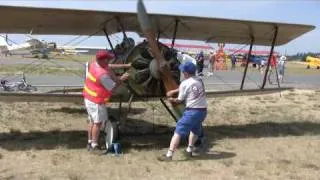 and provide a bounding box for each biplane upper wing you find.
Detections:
[0,5,315,46]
